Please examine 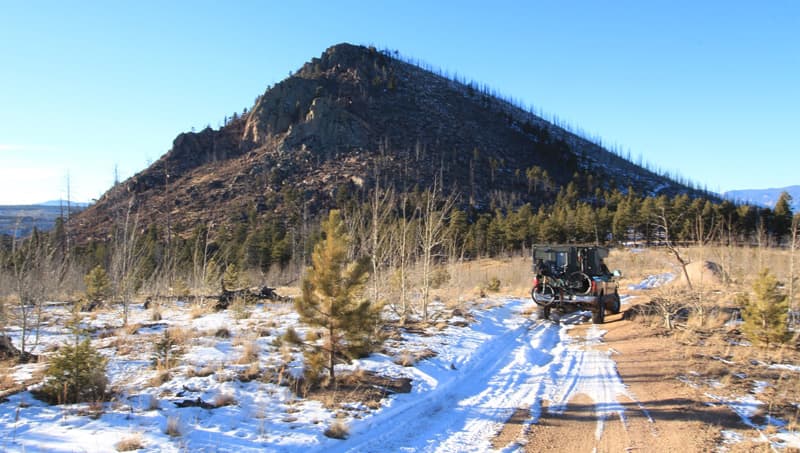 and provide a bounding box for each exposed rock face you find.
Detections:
[71,43,694,242]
